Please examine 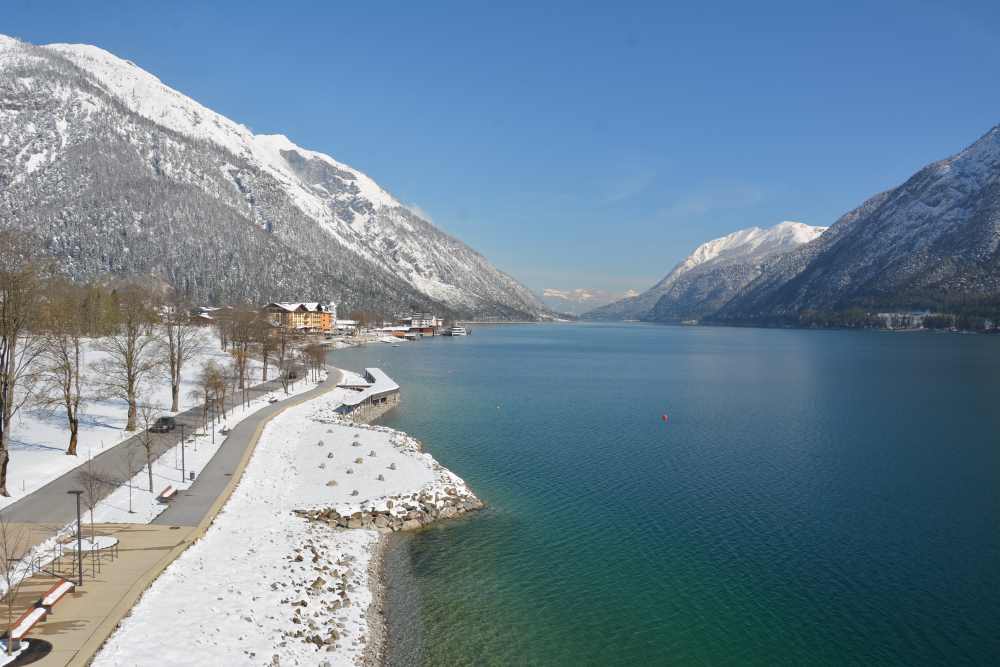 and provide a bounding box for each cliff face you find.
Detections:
[0,35,547,318]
